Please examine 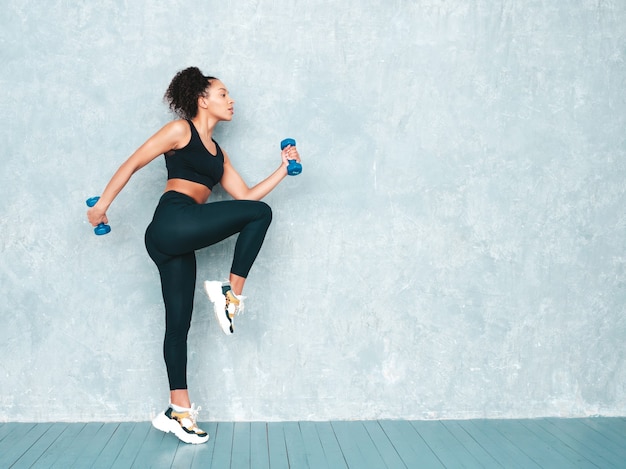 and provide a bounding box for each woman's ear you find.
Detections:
[198,95,209,110]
